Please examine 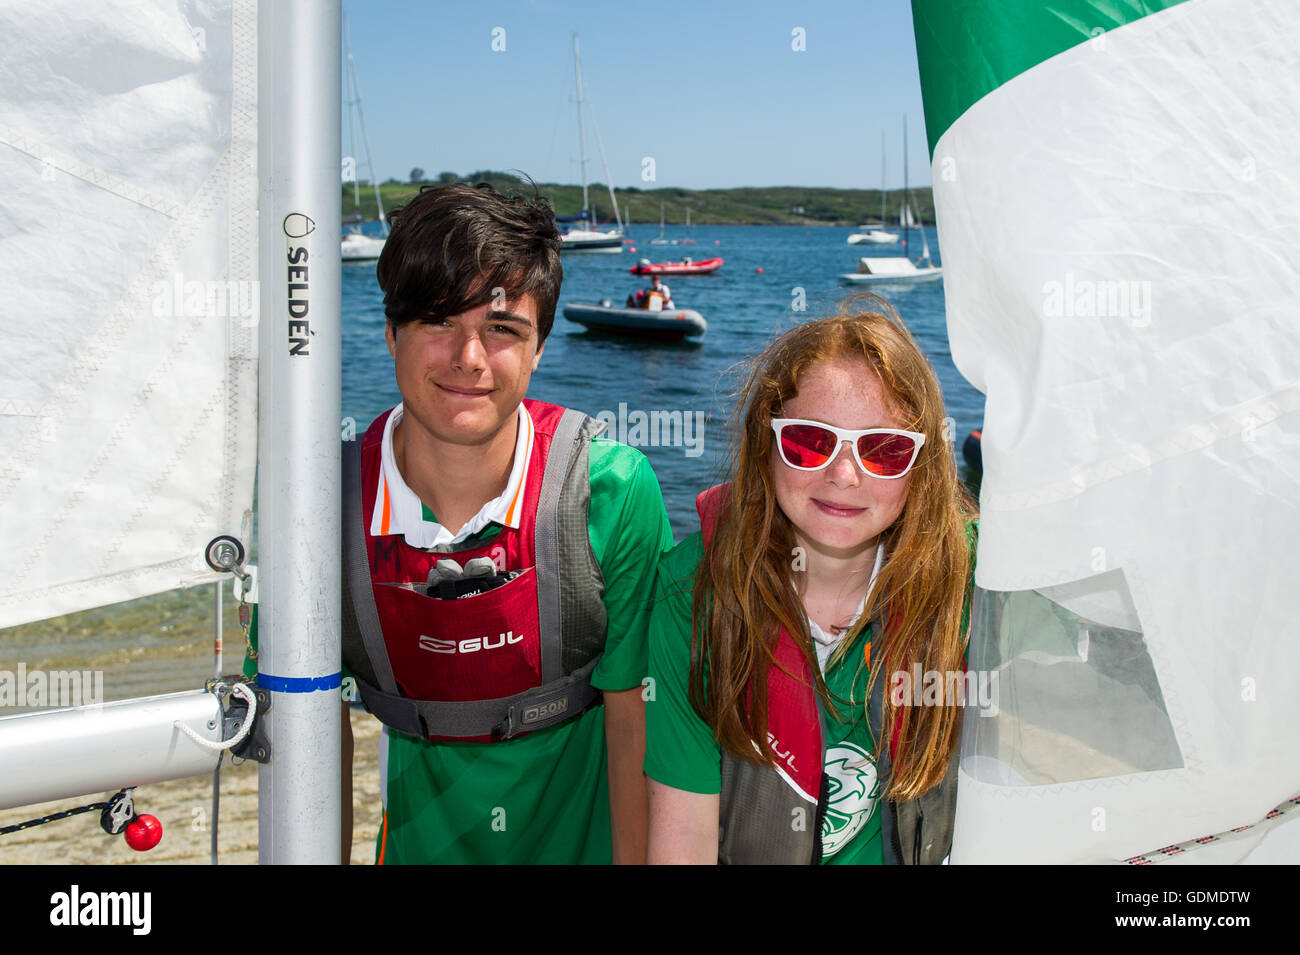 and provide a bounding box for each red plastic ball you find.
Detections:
[755,267,763,274]
[124,814,163,851]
